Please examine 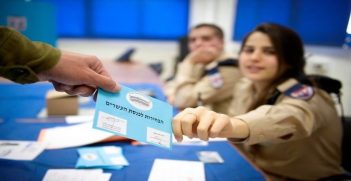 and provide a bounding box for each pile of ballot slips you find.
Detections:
[76,146,129,170]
